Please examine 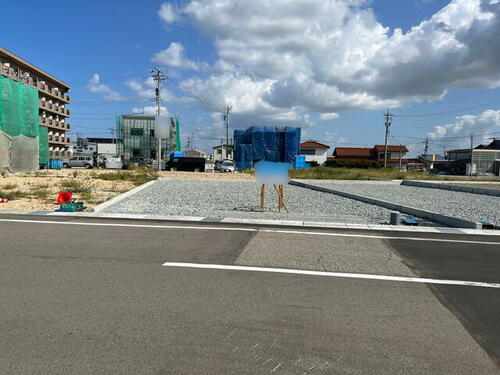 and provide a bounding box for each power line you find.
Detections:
[166,77,224,111]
